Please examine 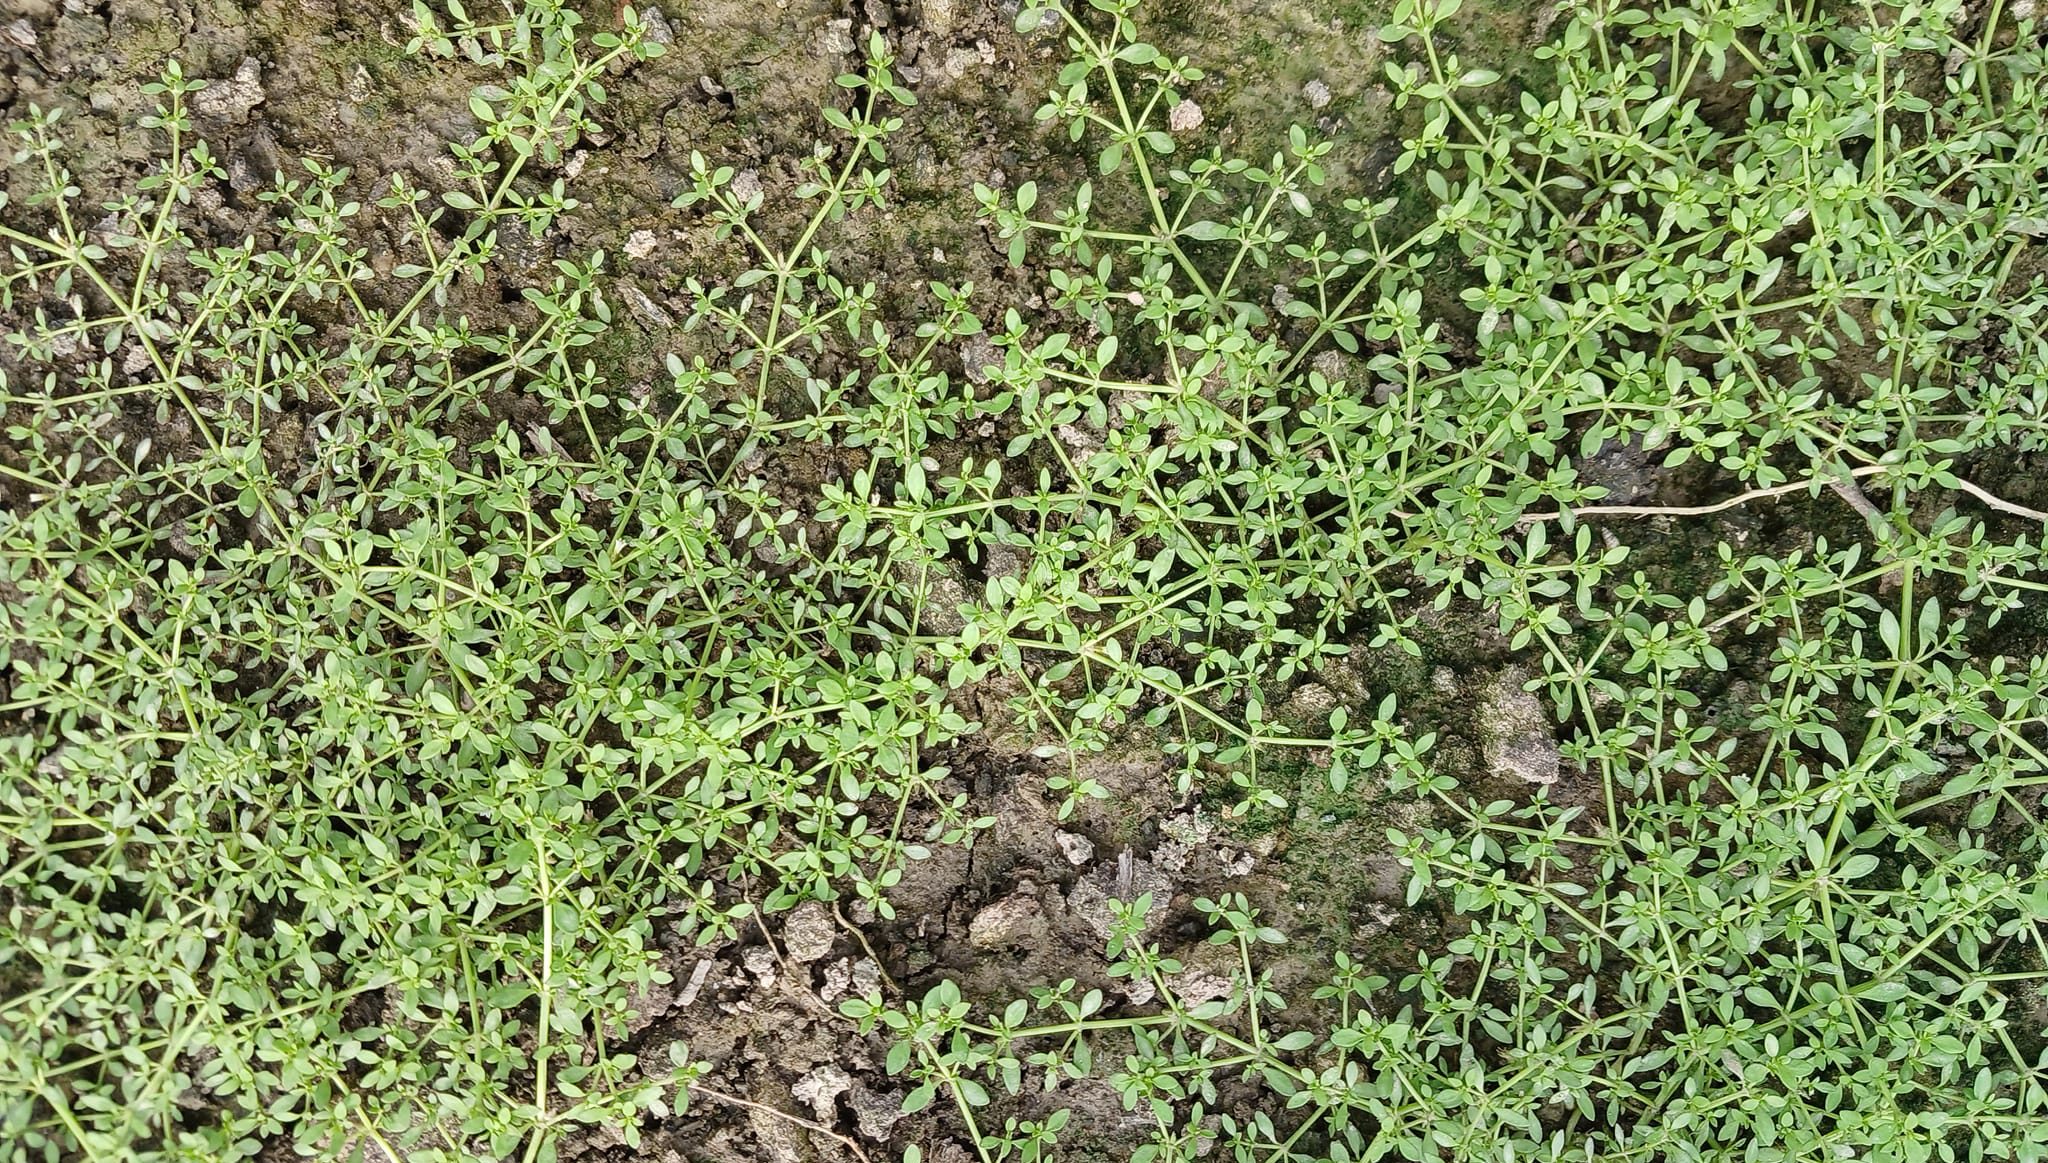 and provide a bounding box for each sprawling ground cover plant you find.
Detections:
[5,0,2048,1160]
